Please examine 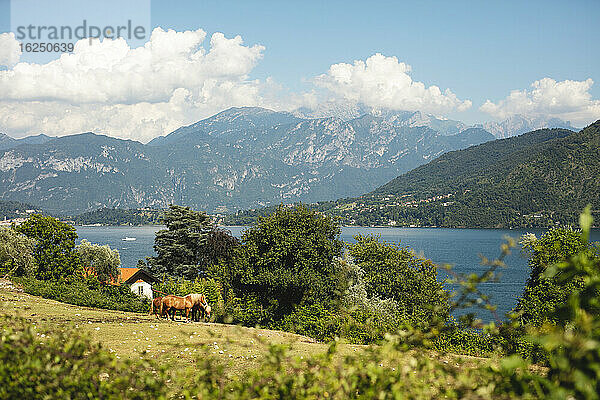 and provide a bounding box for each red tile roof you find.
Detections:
[119,267,140,282]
